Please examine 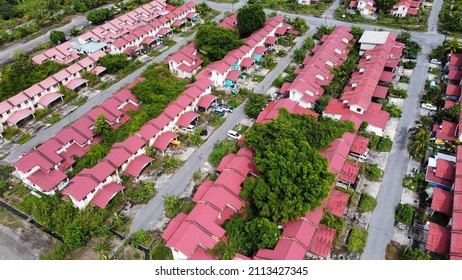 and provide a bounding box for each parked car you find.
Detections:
[227,130,242,140]
[219,104,234,113]
[404,54,417,59]
[212,108,225,116]
[421,103,437,111]
[181,124,196,133]
[430,58,441,65]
